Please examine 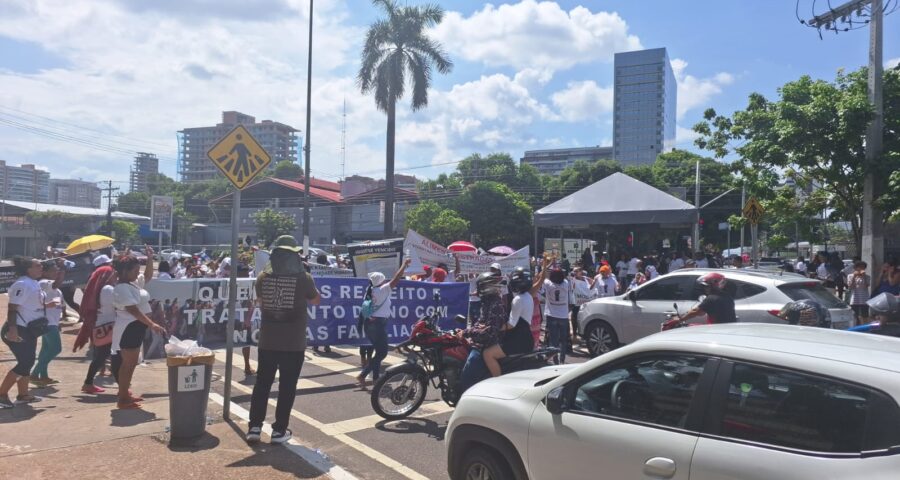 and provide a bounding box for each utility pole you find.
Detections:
[805,0,886,277]
[100,181,119,237]
[693,160,700,253]
[341,97,347,182]
[301,0,314,252]
[740,184,746,256]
